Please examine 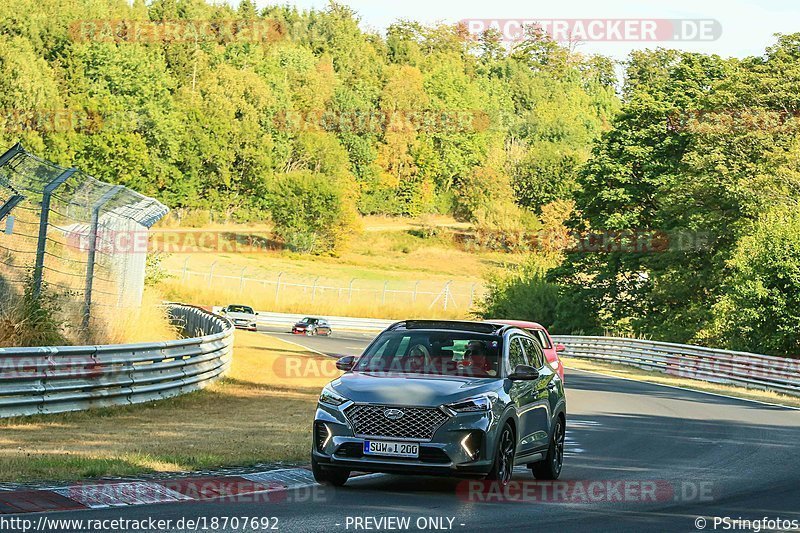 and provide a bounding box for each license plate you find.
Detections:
[363,440,419,458]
